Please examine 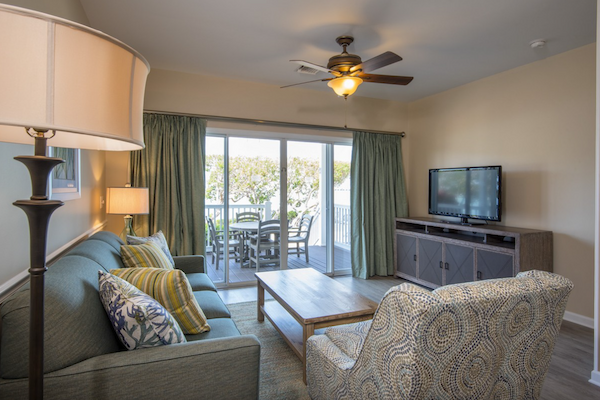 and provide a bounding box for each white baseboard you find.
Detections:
[563,310,595,329]
[590,370,600,388]
[0,221,106,303]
